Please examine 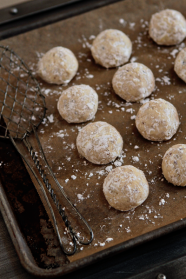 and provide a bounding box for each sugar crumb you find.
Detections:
[114,160,122,167]
[132,156,139,162]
